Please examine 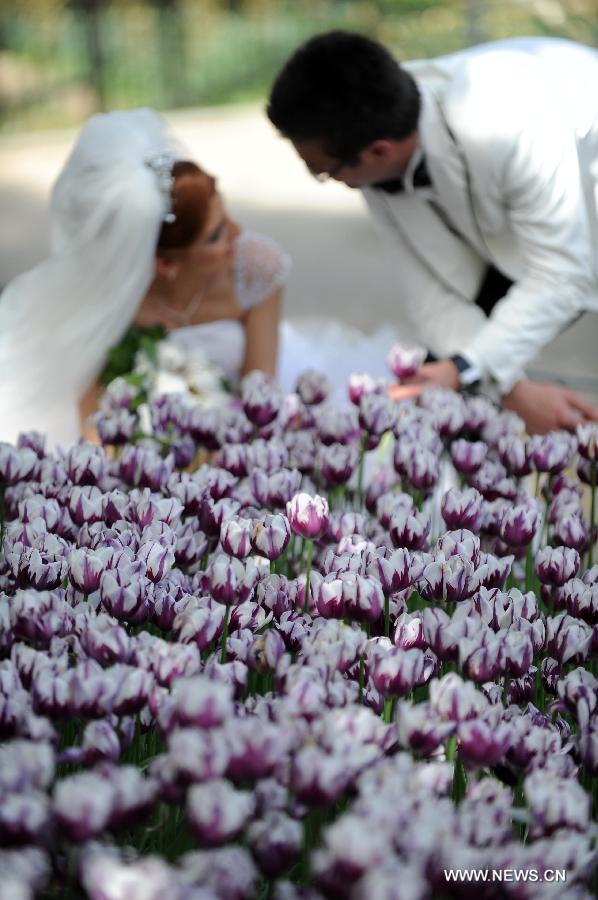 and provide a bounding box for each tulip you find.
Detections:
[497,434,533,477]
[0,791,50,846]
[99,565,150,624]
[508,669,536,705]
[318,442,359,486]
[53,771,115,841]
[577,721,598,775]
[441,487,484,533]
[552,513,590,553]
[394,441,439,491]
[459,631,506,683]
[419,555,482,604]
[359,393,397,437]
[220,515,253,559]
[347,372,385,406]
[560,578,597,623]
[205,554,258,607]
[556,667,597,727]
[286,492,329,540]
[341,572,384,624]
[471,459,517,501]
[389,508,430,552]
[247,438,289,474]
[571,422,597,466]
[0,444,38,484]
[296,369,331,405]
[169,676,234,730]
[64,443,107,486]
[458,713,512,765]
[450,439,488,475]
[200,496,241,538]
[396,701,455,756]
[529,431,576,474]
[502,629,534,677]
[435,529,481,566]
[251,513,291,561]
[118,445,174,491]
[535,546,580,586]
[366,548,424,595]
[224,718,286,783]
[241,371,282,427]
[248,811,303,877]
[174,521,209,568]
[541,657,561,694]
[498,503,541,547]
[316,574,346,619]
[178,847,258,899]
[387,342,426,379]
[187,778,255,845]
[79,618,131,665]
[68,484,105,527]
[393,611,427,651]
[545,613,593,664]
[524,769,590,837]
[167,727,229,785]
[291,744,350,805]
[95,408,137,446]
[67,547,113,594]
[370,646,427,697]
[8,545,67,591]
